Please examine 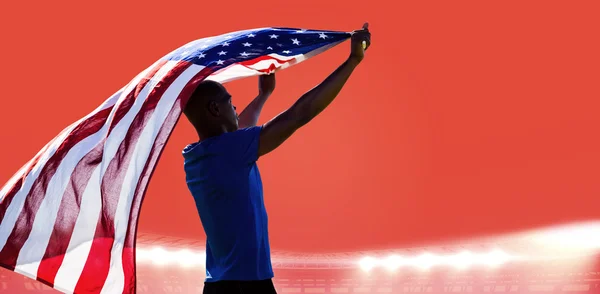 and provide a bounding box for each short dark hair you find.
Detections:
[183,80,226,122]
[190,80,225,102]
